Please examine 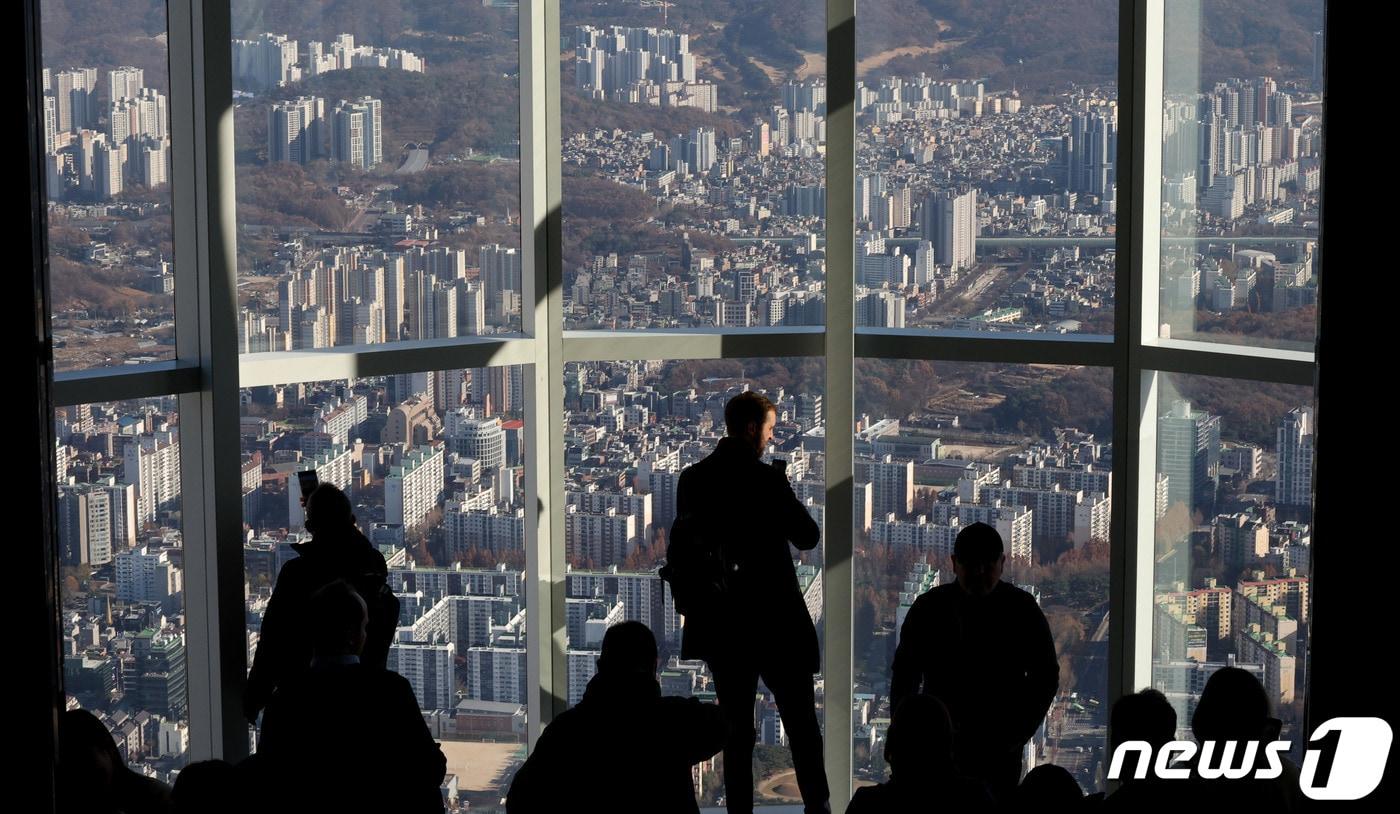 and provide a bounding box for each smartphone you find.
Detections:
[771,458,788,475]
[297,470,320,496]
